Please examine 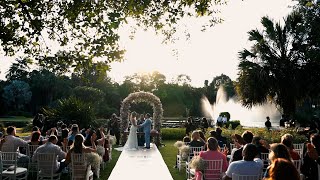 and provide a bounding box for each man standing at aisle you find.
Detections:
[138,113,152,149]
